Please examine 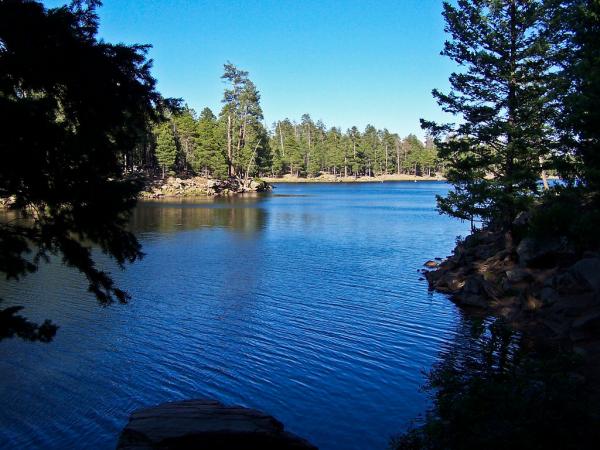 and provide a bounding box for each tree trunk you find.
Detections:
[506,0,518,224]
[539,156,549,190]
[227,114,234,177]
[385,143,388,175]
[244,140,260,188]
[278,121,285,157]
